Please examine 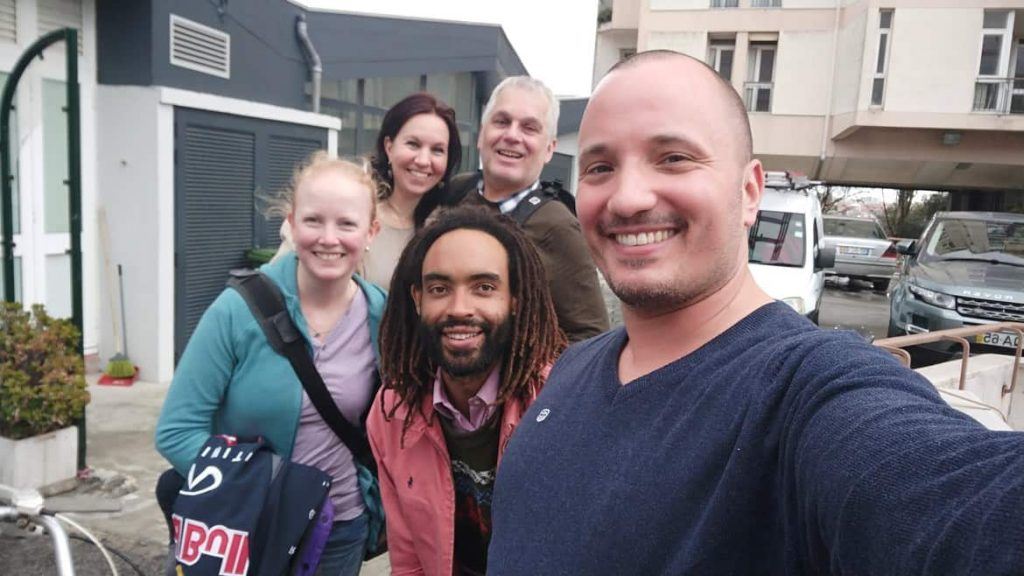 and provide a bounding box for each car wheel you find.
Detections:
[872,279,889,292]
